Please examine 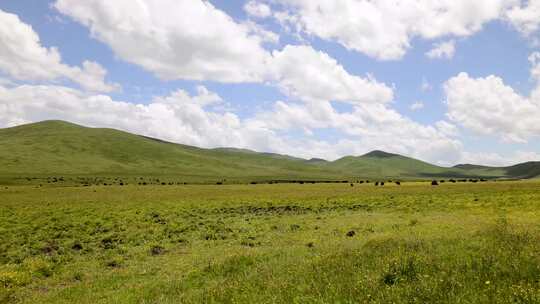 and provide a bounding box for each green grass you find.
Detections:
[1,181,539,303]
[1,120,537,184]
